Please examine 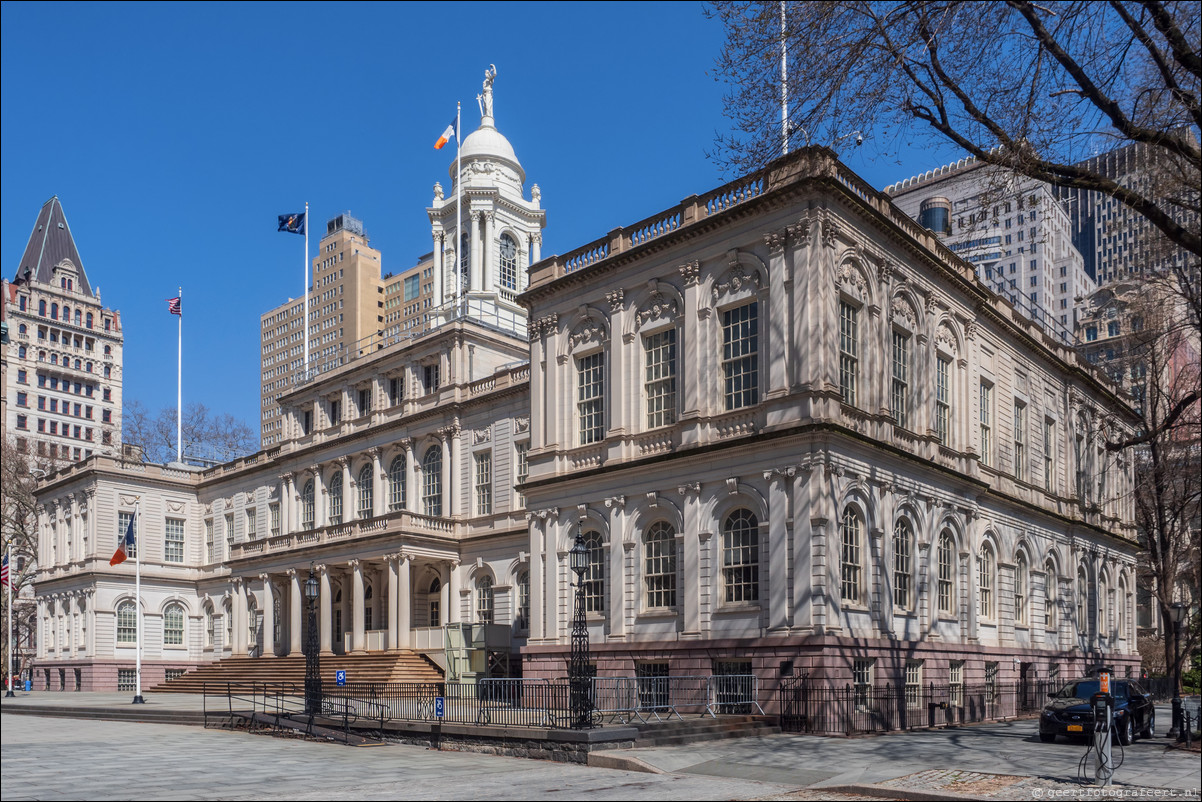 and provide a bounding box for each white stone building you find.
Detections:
[29,96,1142,694]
